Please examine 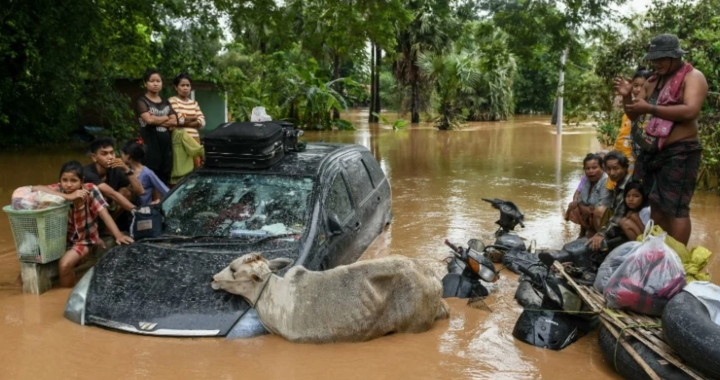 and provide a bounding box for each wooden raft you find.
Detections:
[553,262,709,380]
